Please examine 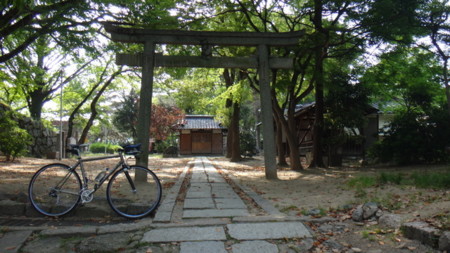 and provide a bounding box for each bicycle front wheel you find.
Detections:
[28,163,82,217]
[107,166,162,219]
